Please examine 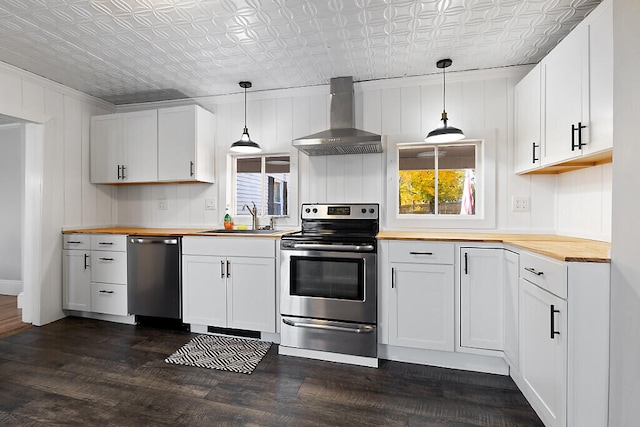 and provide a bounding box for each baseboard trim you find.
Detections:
[0,280,22,296]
